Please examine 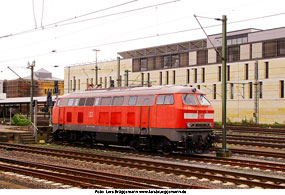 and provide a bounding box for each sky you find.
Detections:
[0,0,284,80]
